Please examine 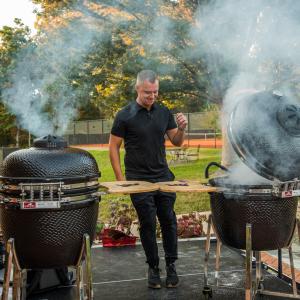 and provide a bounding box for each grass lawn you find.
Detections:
[89,148,222,223]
